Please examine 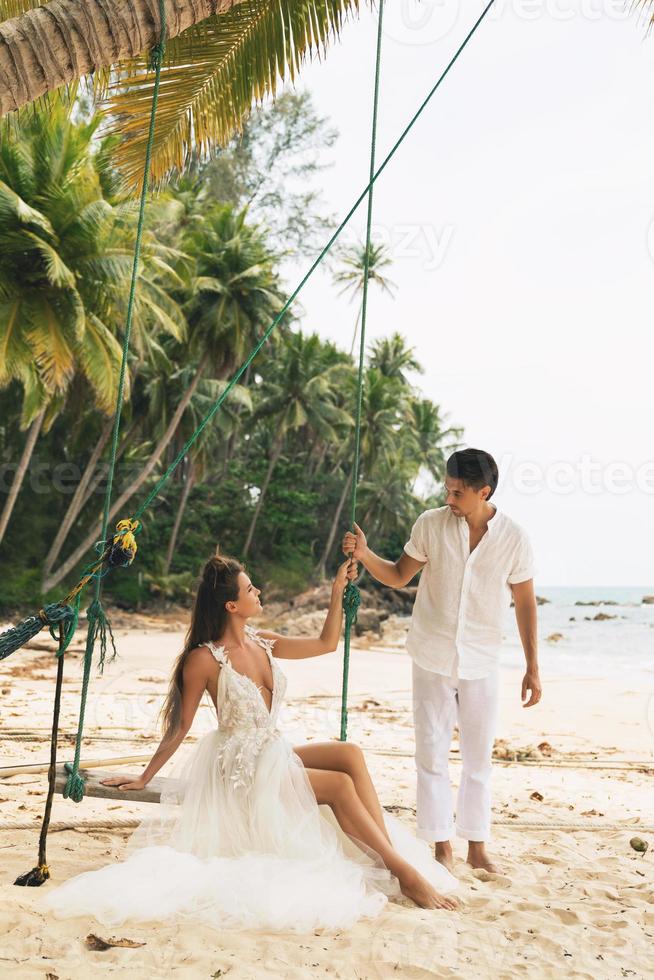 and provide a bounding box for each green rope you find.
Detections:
[0,0,499,661]
[61,0,167,805]
[0,600,78,661]
[62,598,117,801]
[340,0,385,742]
[14,620,68,886]
[132,0,498,521]
[13,4,168,886]
[5,0,497,832]
[6,0,501,896]
[0,0,498,650]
